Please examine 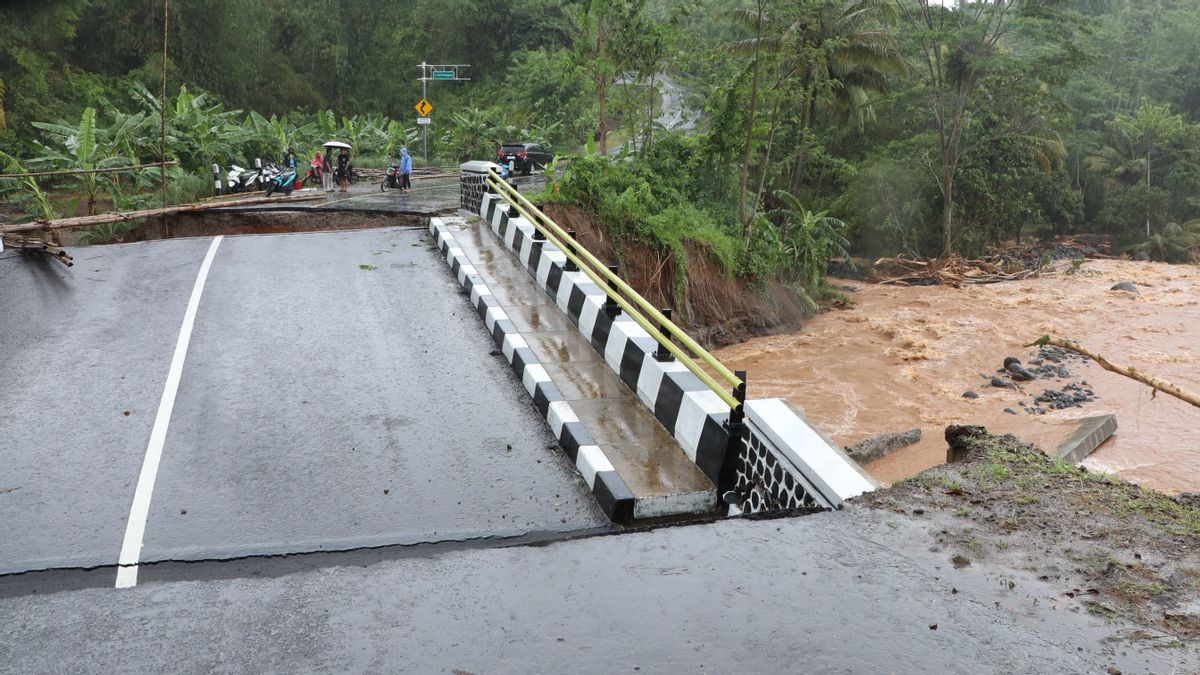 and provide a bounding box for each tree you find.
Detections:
[29,107,130,215]
[899,0,1079,257]
[574,0,648,155]
[1088,101,1187,236]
